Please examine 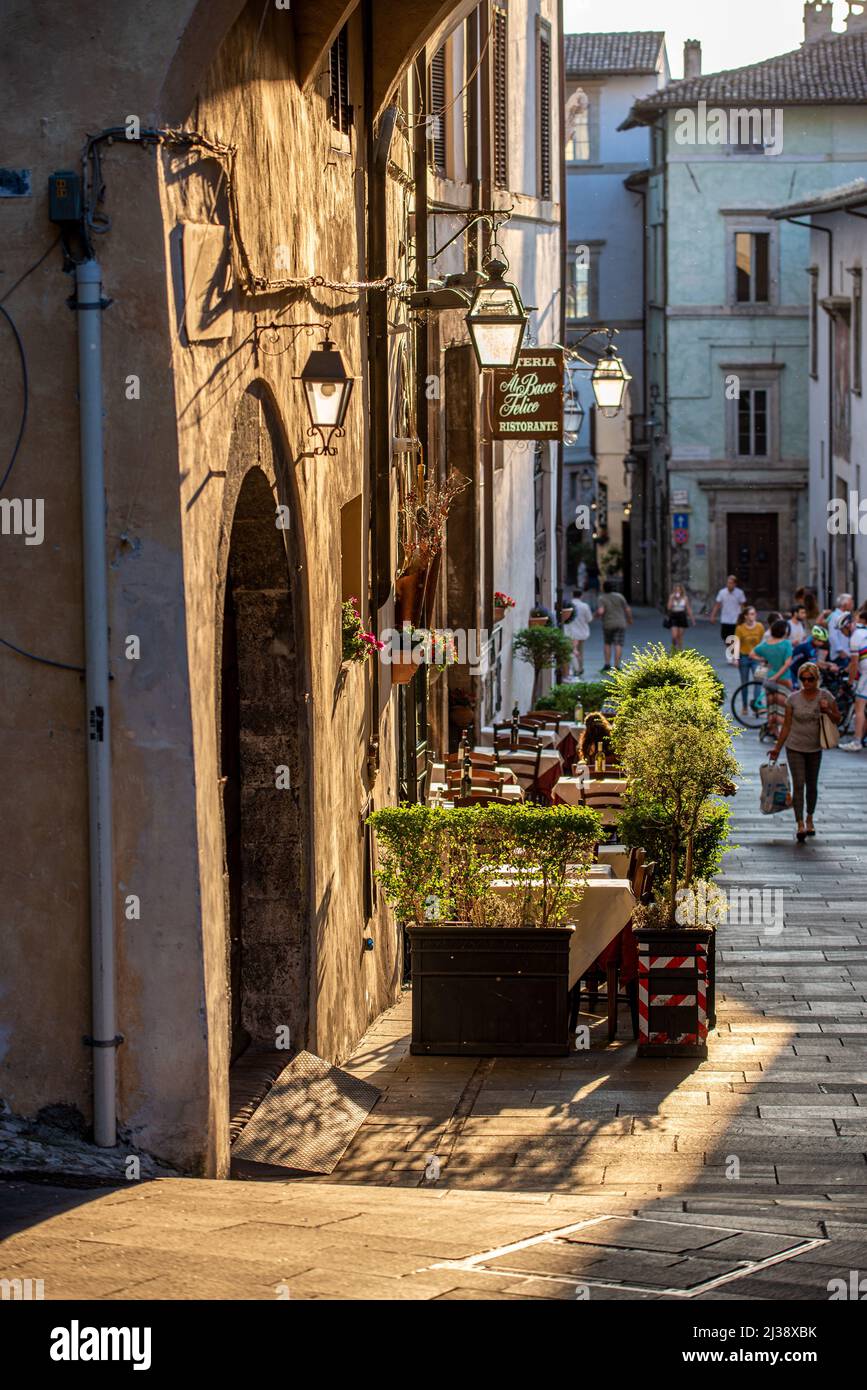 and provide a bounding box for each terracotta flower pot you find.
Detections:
[390,657,417,685]
[493,605,506,623]
[560,608,574,622]
[528,616,548,628]
[395,571,423,628]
